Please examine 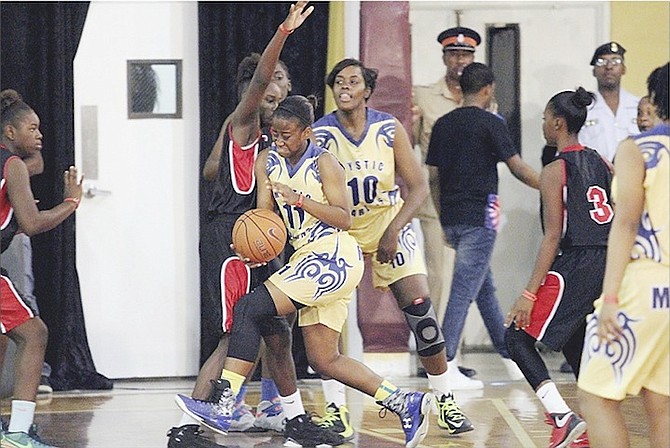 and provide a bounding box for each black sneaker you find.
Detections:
[166,424,223,448]
[284,414,344,447]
